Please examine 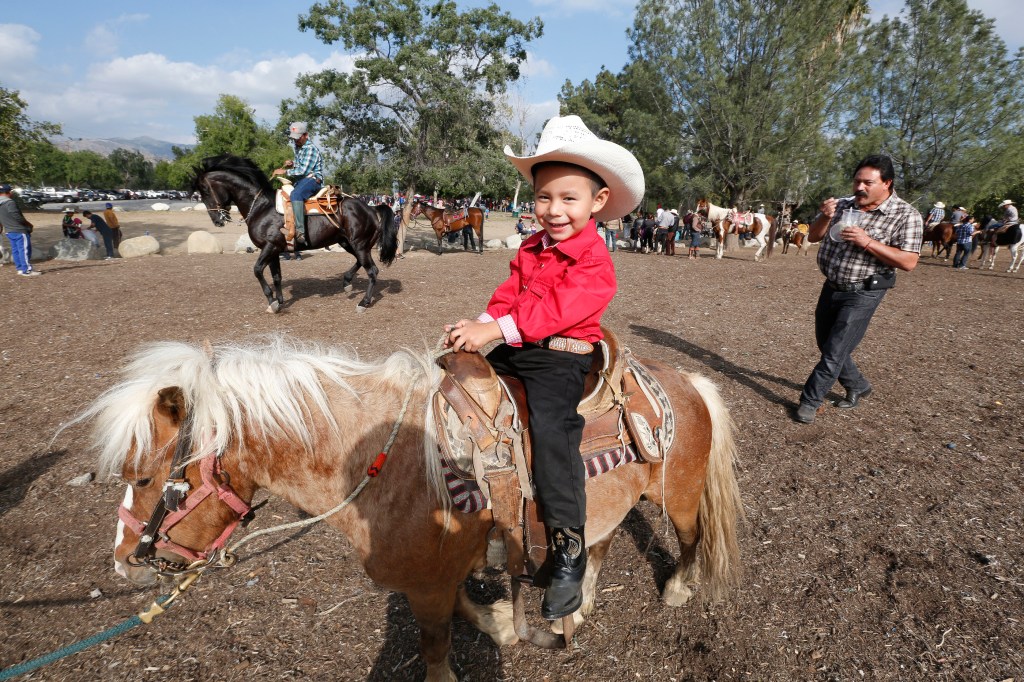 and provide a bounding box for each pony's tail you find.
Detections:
[687,373,743,602]
[766,219,778,259]
[376,204,399,266]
